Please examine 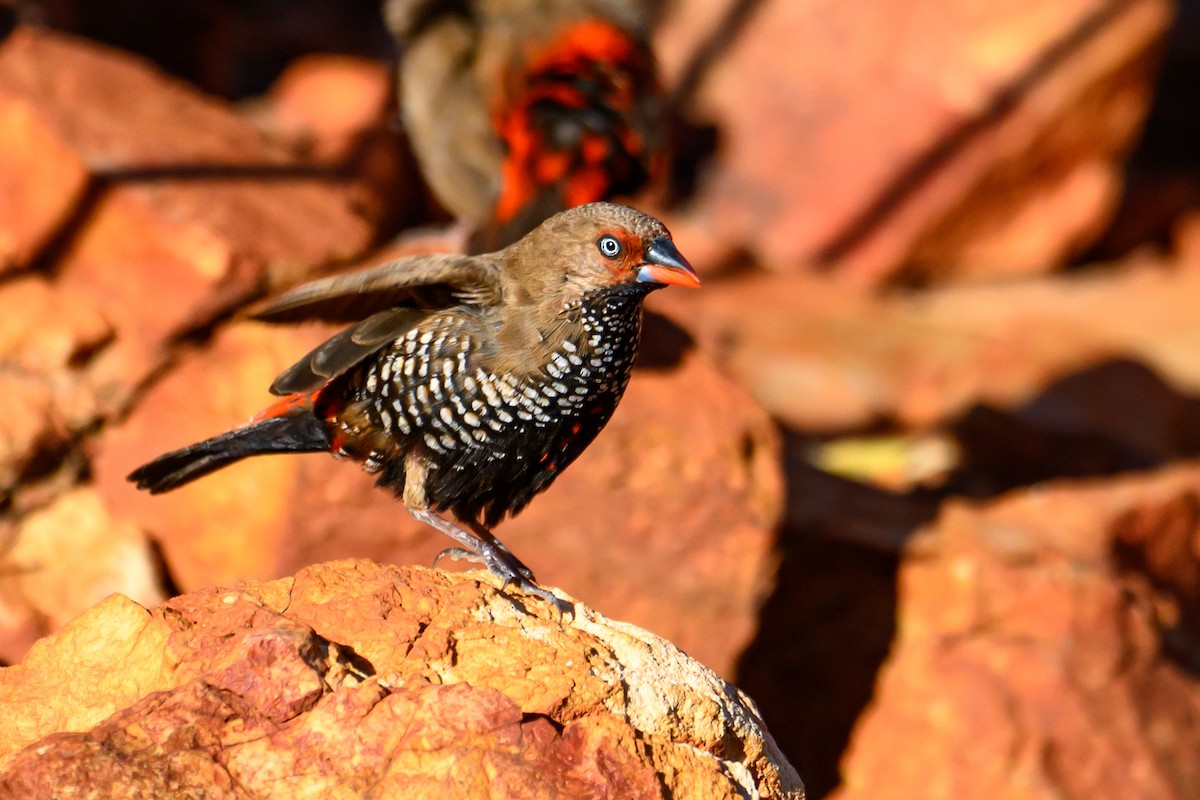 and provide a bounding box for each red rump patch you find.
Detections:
[250,392,312,423]
[492,19,653,224]
[251,388,342,424]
